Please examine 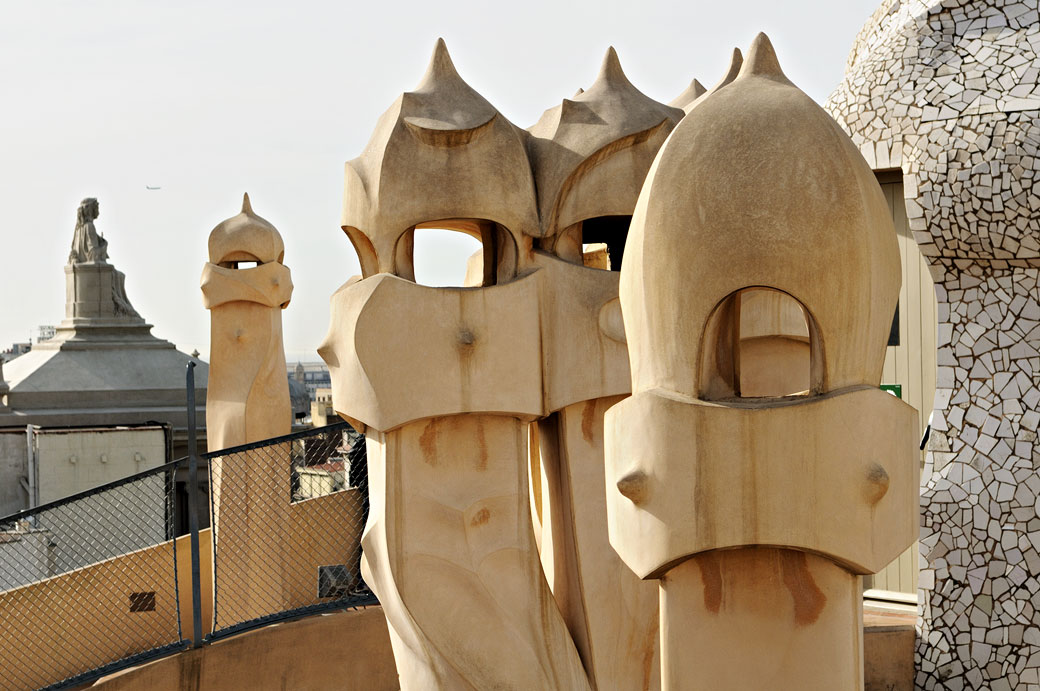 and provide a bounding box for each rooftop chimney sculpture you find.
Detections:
[604,34,919,690]
[202,193,292,450]
[202,193,293,622]
[320,38,685,690]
